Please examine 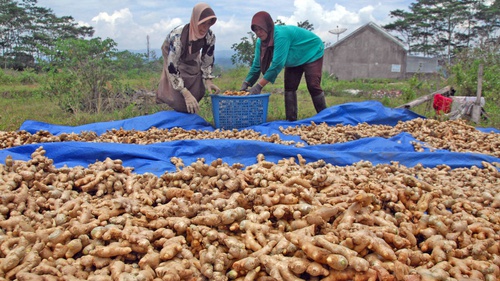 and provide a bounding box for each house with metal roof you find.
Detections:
[323,22,438,81]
